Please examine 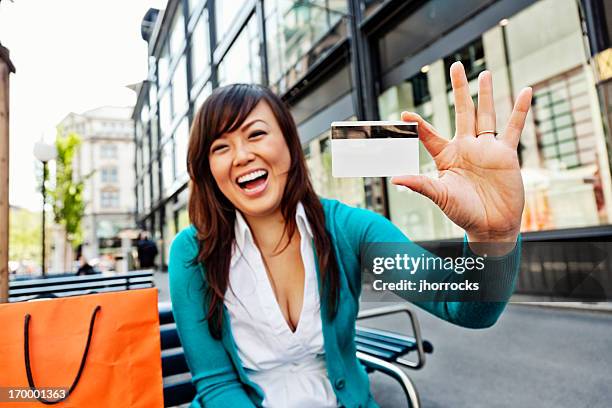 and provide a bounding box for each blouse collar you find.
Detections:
[232,202,313,267]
